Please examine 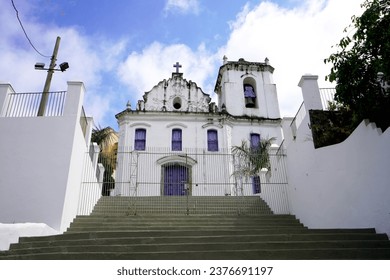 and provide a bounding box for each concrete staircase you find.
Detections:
[1,196,390,260]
